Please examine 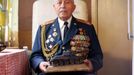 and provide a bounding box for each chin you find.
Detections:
[59,16,69,20]
[61,17,69,21]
